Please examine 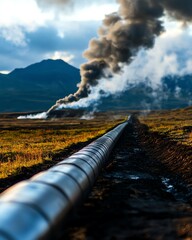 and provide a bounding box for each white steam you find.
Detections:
[127,26,192,87]
[18,112,48,119]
